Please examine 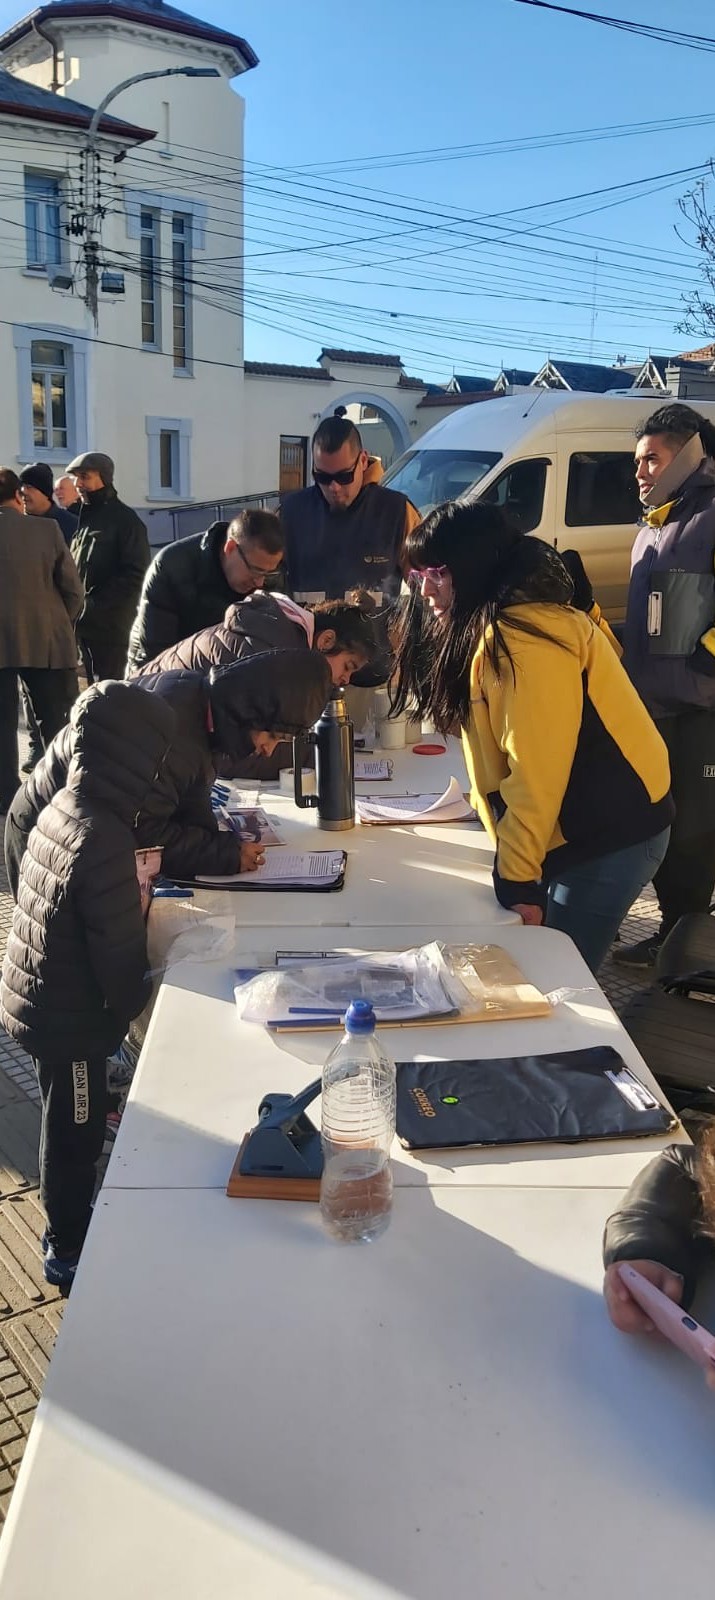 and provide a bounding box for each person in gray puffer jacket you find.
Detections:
[0,683,176,1289]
